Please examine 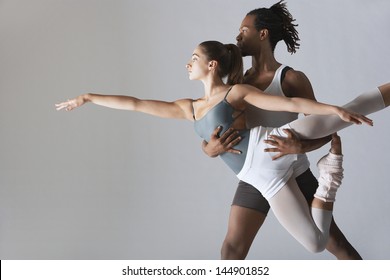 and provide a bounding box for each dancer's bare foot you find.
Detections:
[329,133,342,155]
